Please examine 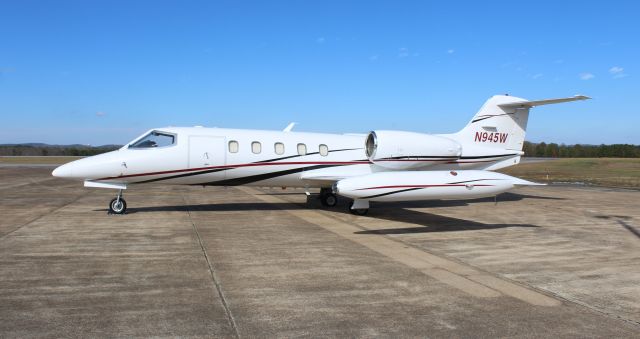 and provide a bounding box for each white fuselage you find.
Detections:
[51,94,589,214]
[53,126,521,189]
